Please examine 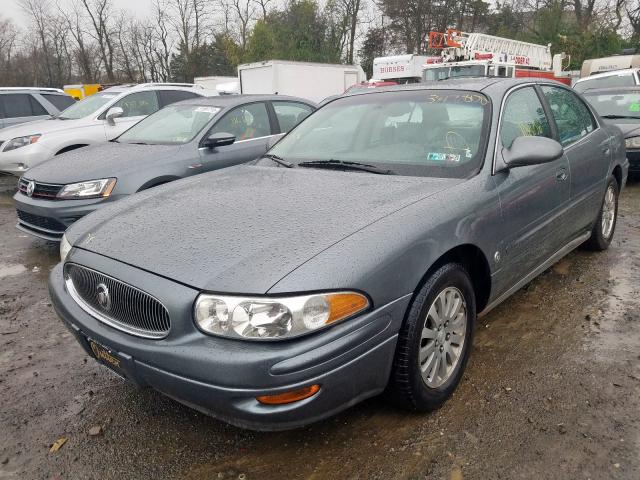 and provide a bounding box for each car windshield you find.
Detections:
[57,92,117,119]
[583,90,640,122]
[117,104,221,145]
[269,89,490,178]
[574,73,636,93]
